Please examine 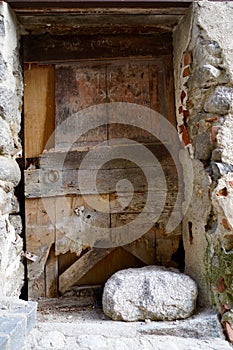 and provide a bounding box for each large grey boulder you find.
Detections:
[102,266,198,321]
